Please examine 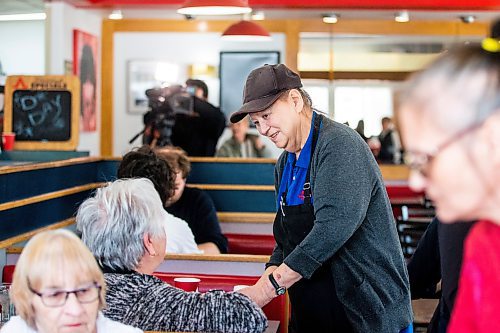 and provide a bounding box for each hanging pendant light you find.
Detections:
[221,20,271,41]
[177,0,252,16]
